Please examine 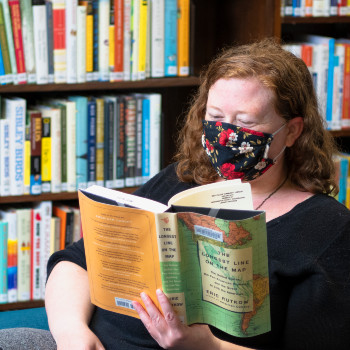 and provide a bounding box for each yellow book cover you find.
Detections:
[95,97,104,186]
[41,116,51,193]
[177,0,190,76]
[138,0,148,80]
[109,23,115,75]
